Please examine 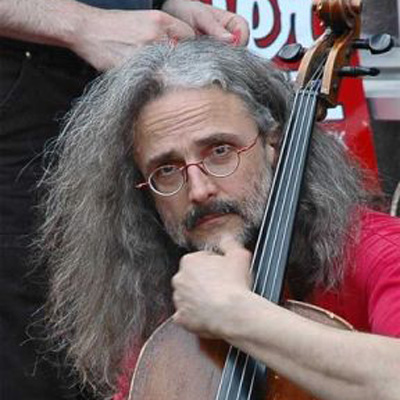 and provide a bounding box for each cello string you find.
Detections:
[251,62,325,294]
[262,80,321,302]
[218,94,312,400]
[217,59,325,400]
[248,60,325,303]
[258,69,324,299]
[220,69,323,400]
[242,74,323,400]
[249,62,324,305]
[261,78,321,300]
[242,86,317,400]
[214,81,304,400]
[244,80,320,400]
[242,80,320,400]
[214,87,302,400]
[226,63,325,400]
